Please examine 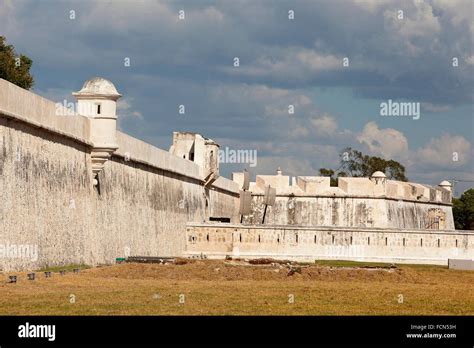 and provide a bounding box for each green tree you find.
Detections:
[319,147,408,185]
[318,168,337,186]
[453,189,474,230]
[0,36,34,89]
